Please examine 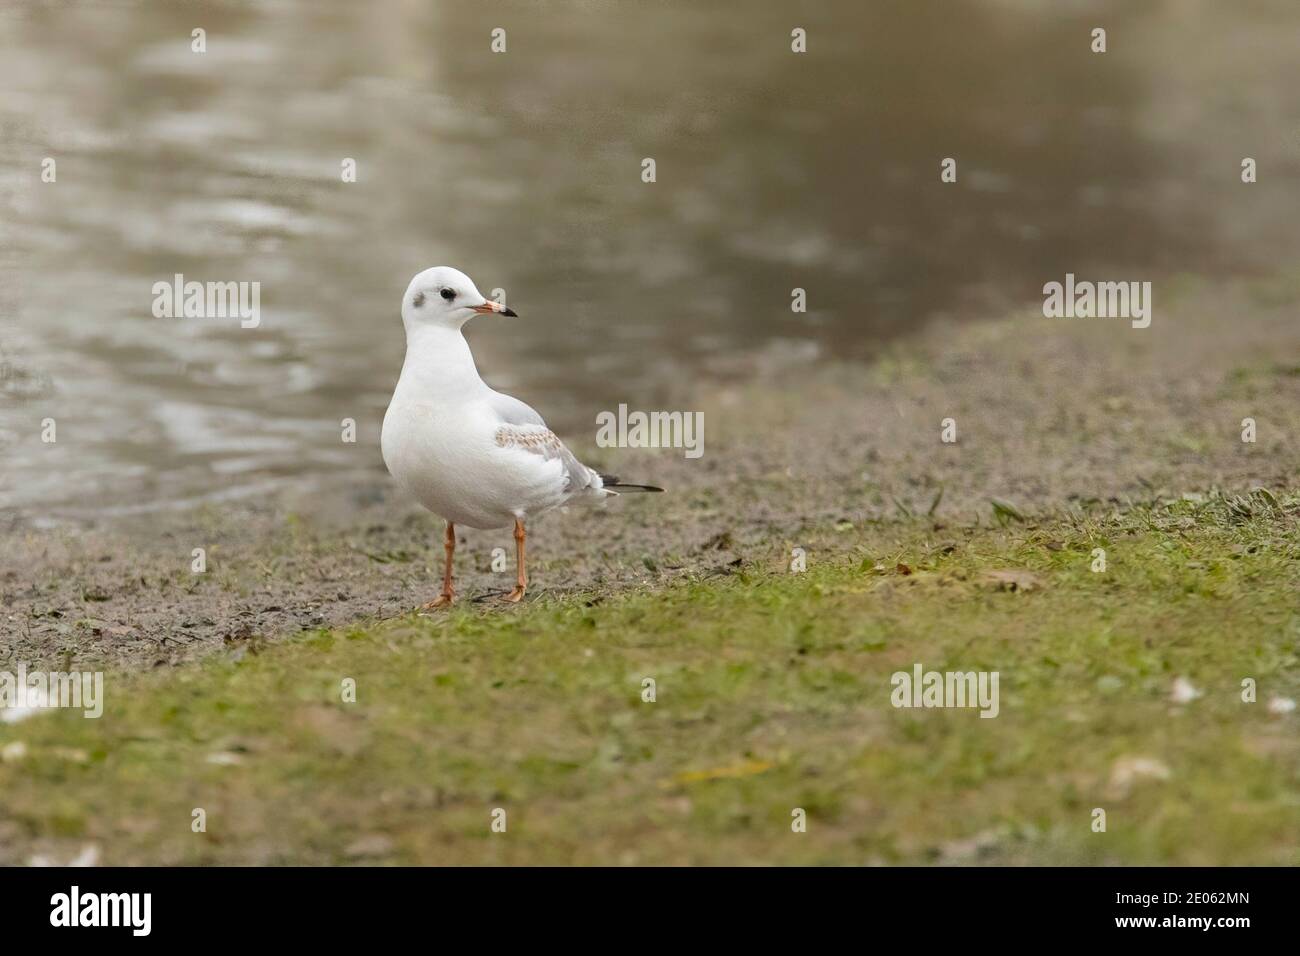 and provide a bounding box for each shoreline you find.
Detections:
[4,268,1300,668]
